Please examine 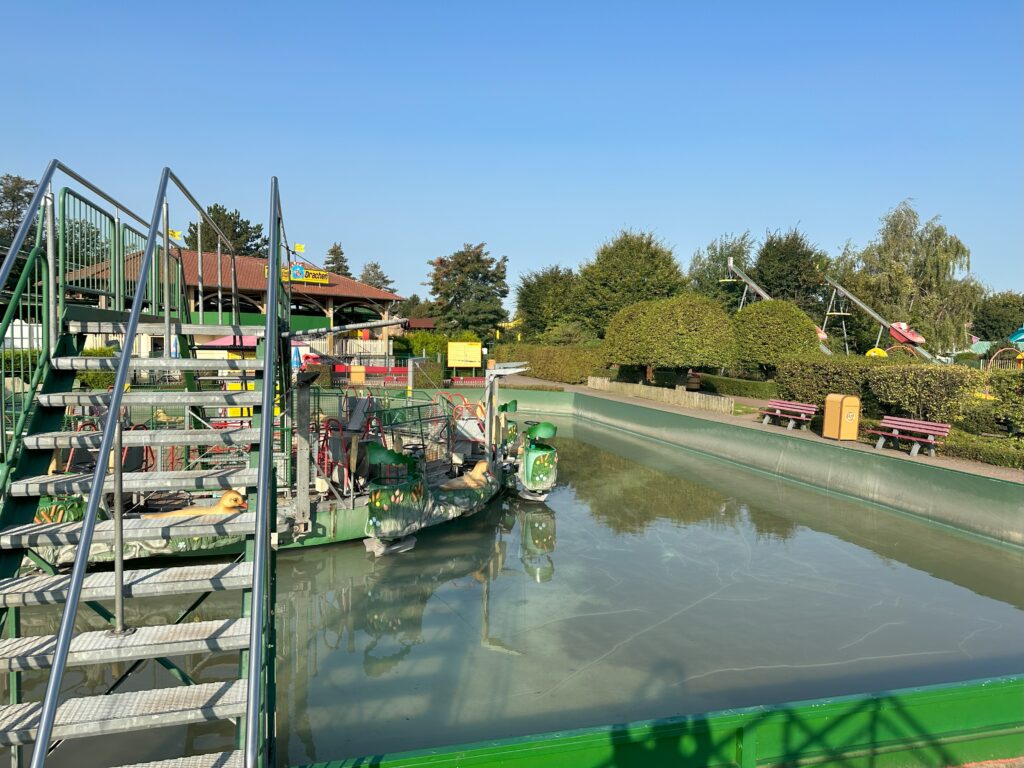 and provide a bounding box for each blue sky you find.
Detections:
[3,1,1021,299]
